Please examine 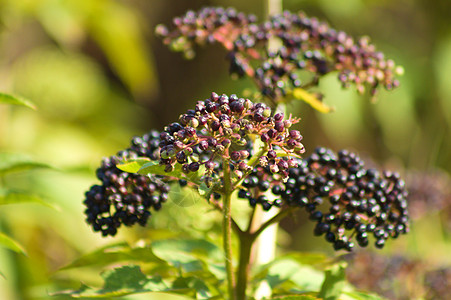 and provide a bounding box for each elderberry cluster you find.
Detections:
[159,92,304,187]
[156,7,402,101]
[237,166,283,211]
[278,147,409,251]
[84,130,172,237]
